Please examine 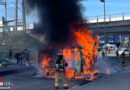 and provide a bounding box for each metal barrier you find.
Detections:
[87,12,130,23]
